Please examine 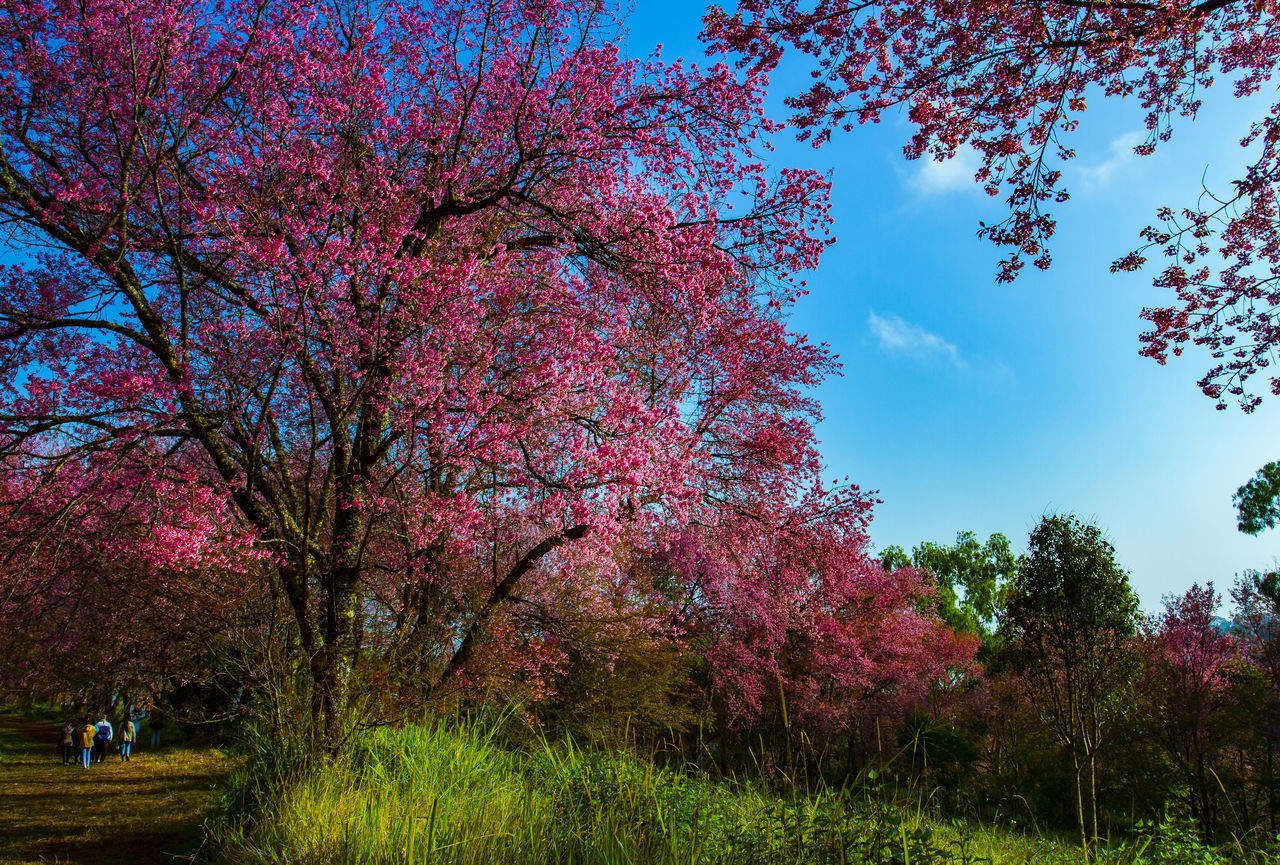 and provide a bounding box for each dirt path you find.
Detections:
[0,716,234,865]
